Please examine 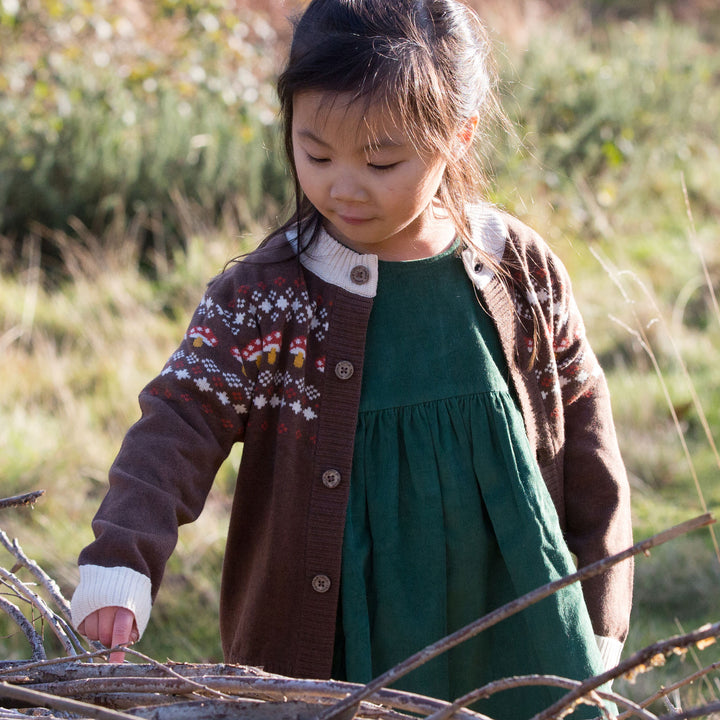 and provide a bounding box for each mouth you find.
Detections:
[338,214,372,226]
